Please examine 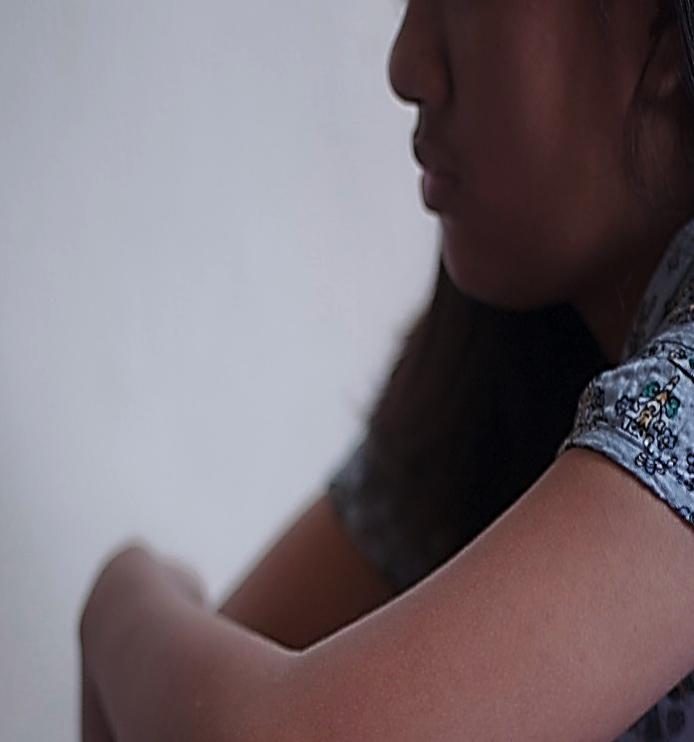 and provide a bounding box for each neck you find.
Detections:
[570,218,685,365]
